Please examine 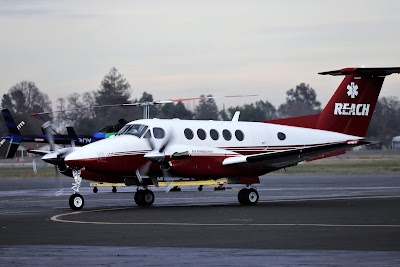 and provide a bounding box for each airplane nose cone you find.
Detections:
[64,150,87,169]
[64,135,139,172]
